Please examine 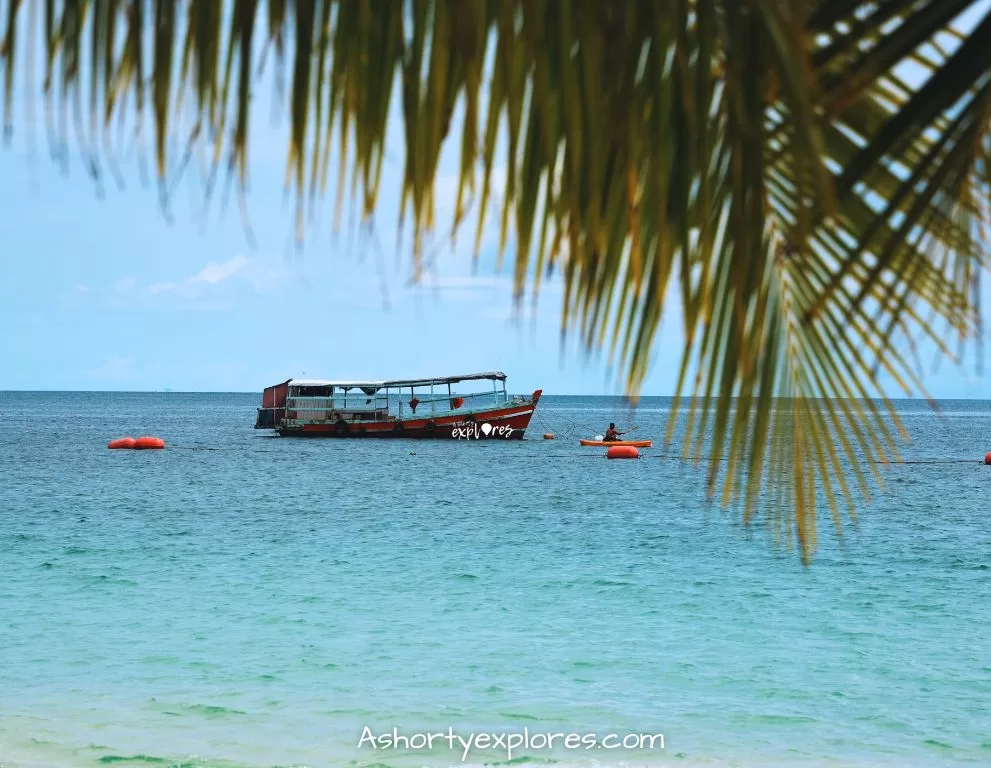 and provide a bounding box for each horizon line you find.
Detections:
[0,389,986,401]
